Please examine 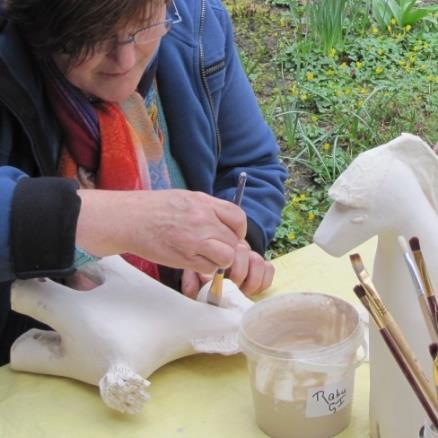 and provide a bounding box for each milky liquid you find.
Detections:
[240,293,362,438]
[253,388,351,438]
